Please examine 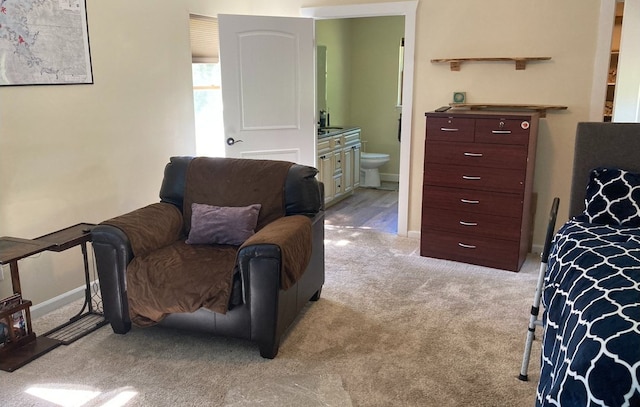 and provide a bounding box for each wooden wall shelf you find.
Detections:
[431,57,551,71]
[448,103,567,118]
